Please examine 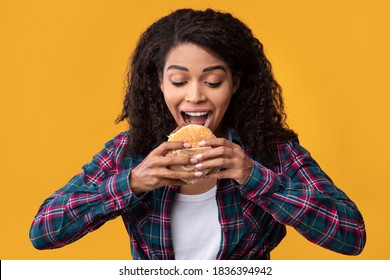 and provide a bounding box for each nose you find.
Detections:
[185,83,207,103]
